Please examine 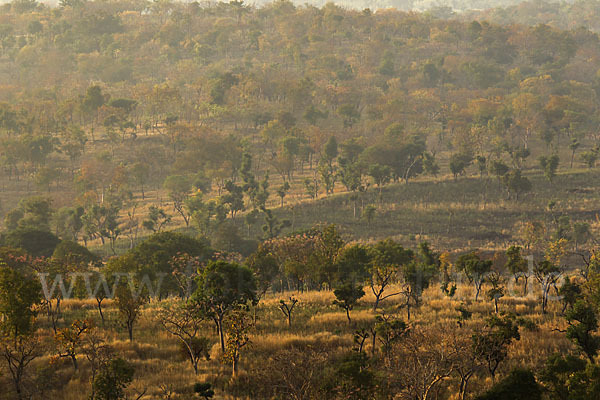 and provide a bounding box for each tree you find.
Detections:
[142,206,171,233]
[130,162,150,200]
[52,239,98,266]
[398,244,438,320]
[261,207,290,239]
[82,86,106,143]
[368,239,414,310]
[303,177,319,199]
[2,228,61,258]
[0,265,42,338]
[539,353,600,400]
[54,318,93,370]
[489,160,509,182]
[473,314,520,378]
[126,232,212,298]
[156,300,210,375]
[193,260,256,352]
[163,175,192,226]
[559,277,581,313]
[573,222,590,251]
[565,300,600,363]
[13,196,53,231]
[486,272,505,313]
[455,252,492,301]
[329,351,377,399]
[533,260,562,314]
[449,152,473,180]
[279,297,298,327]
[92,357,135,400]
[539,154,560,183]
[114,283,147,342]
[375,314,408,359]
[501,169,532,200]
[333,282,365,324]
[569,139,580,168]
[422,152,440,176]
[368,164,391,193]
[245,244,279,301]
[0,264,43,400]
[363,205,376,226]
[581,150,598,168]
[194,382,215,399]
[335,243,371,286]
[474,368,542,400]
[276,181,290,208]
[505,246,529,296]
[223,308,253,377]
